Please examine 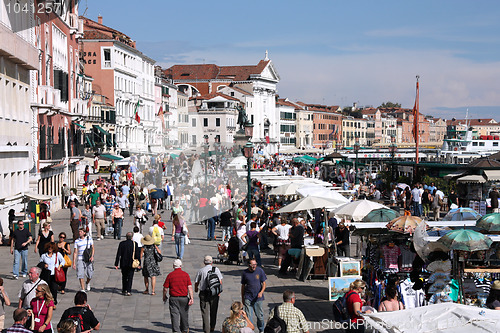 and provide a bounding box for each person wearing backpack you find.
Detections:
[72,228,94,292]
[58,291,100,332]
[345,279,371,333]
[194,255,223,333]
[266,290,309,333]
[149,216,165,252]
